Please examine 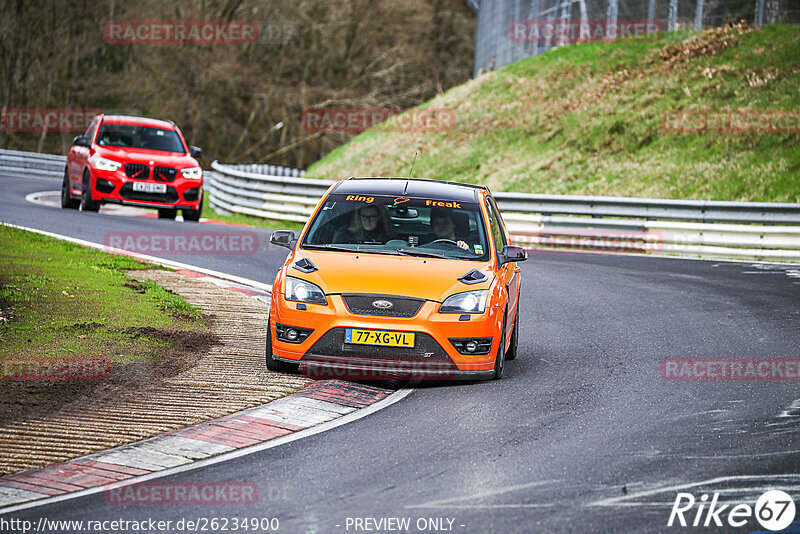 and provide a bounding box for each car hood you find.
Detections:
[291,250,493,301]
[95,146,197,168]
